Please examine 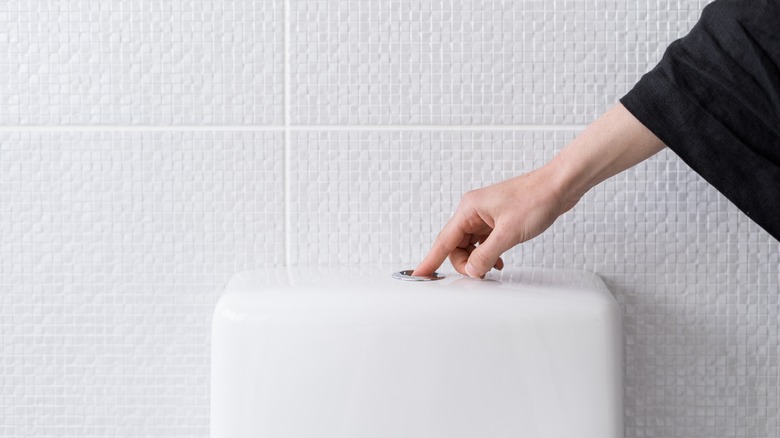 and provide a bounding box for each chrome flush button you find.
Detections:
[392,270,445,281]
